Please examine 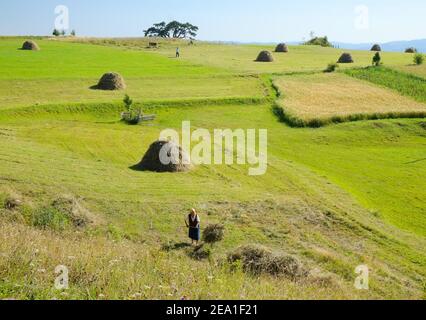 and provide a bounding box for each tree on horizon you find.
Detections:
[144,21,199,39]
